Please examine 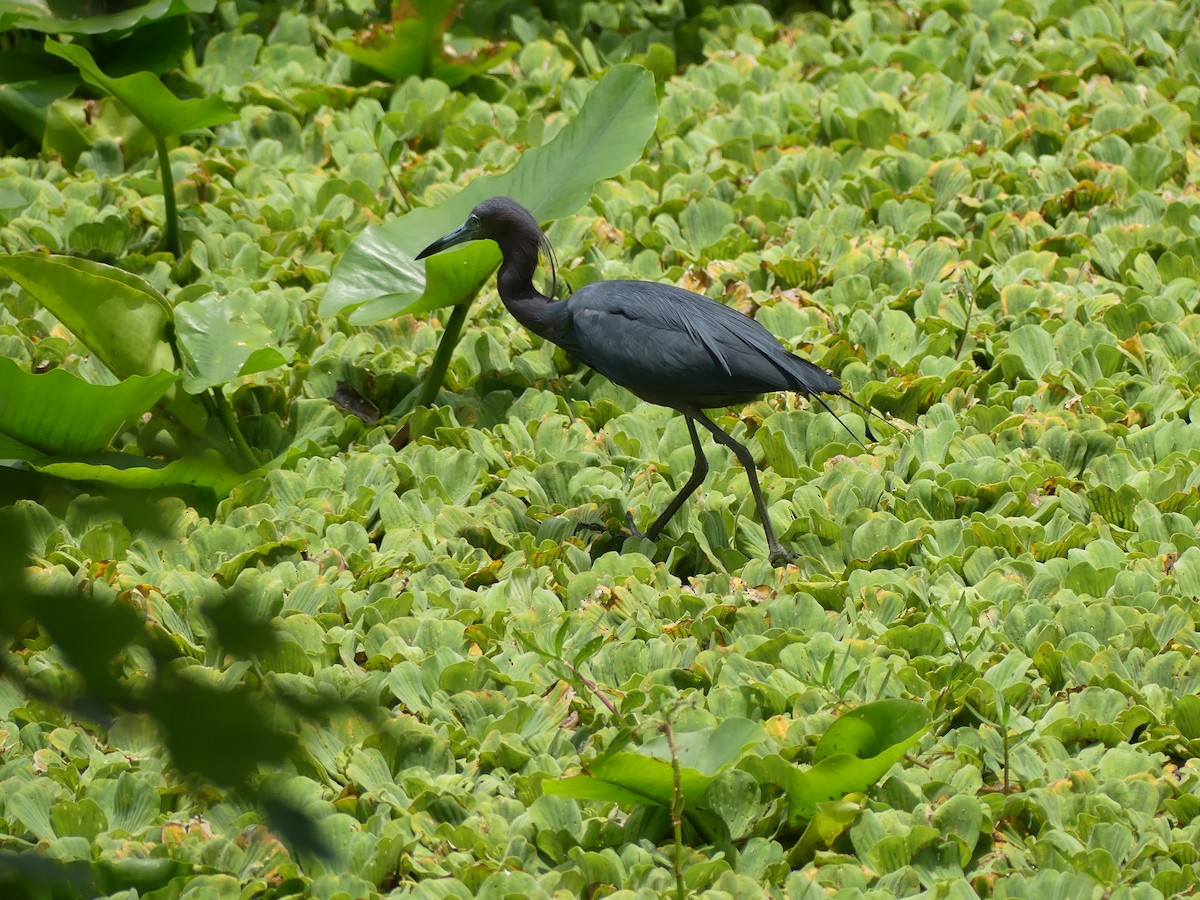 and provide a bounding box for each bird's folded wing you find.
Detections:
[564,281,839,400]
